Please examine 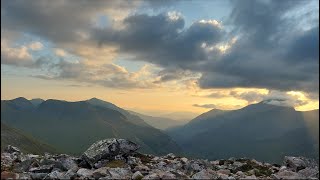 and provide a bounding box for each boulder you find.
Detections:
[108,167,132,179]
[77,168,93,178]
[82,139,139,167]
[275,169,305,179]
[132,171,144,180]
[191,169,217,179]
[4,145,21,154]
